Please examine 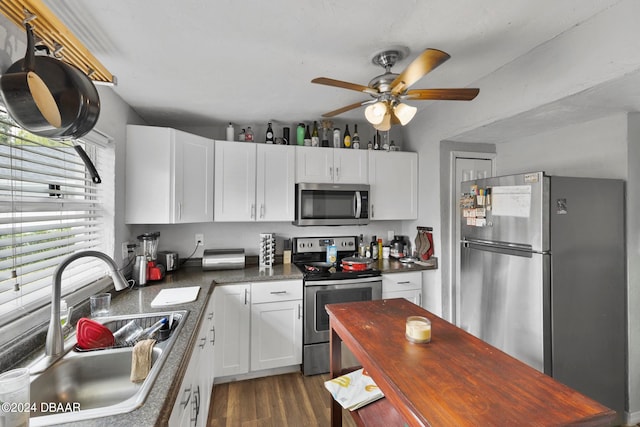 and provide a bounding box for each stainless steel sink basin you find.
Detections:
[28,310,188,426]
